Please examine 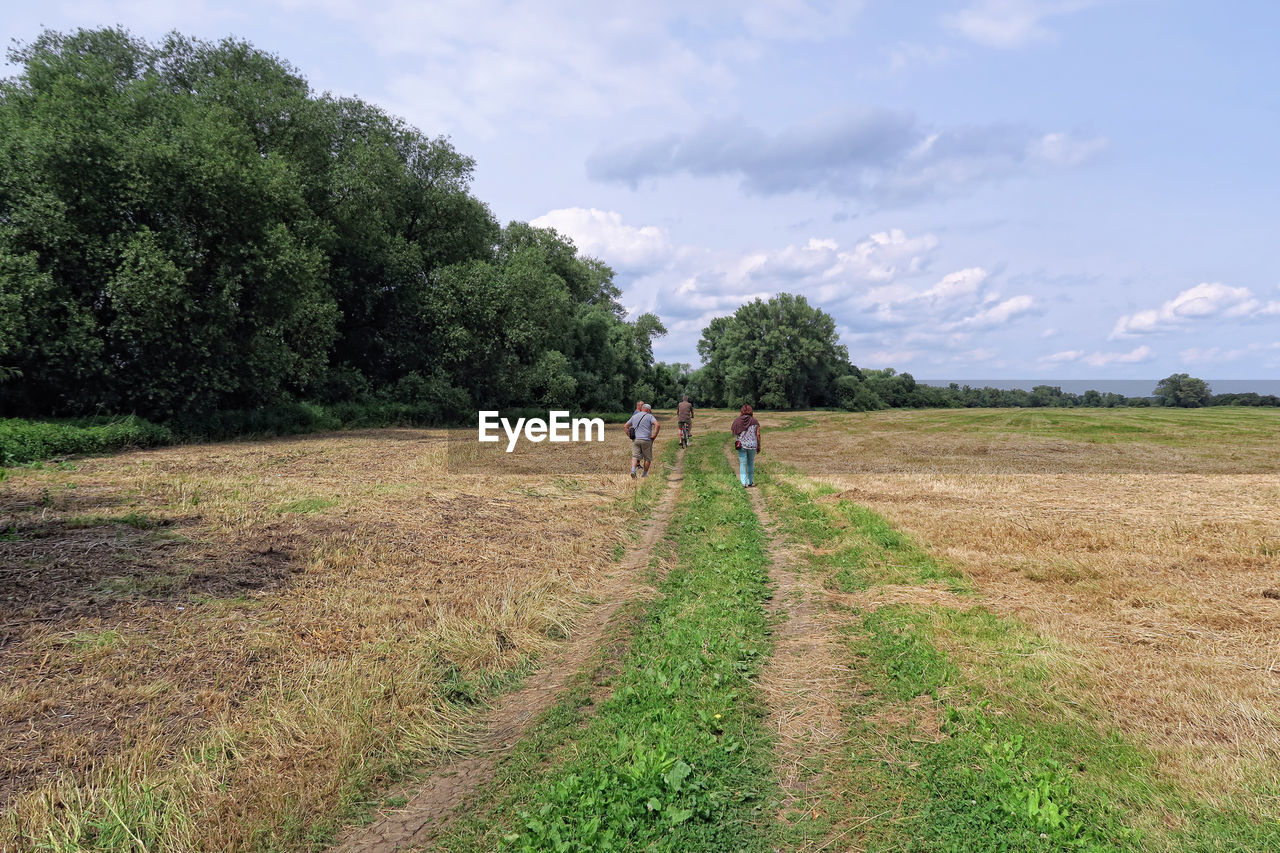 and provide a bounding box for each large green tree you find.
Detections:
[696,293,848,409]
[1154,373,1212,408]
[0,29,338,416]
